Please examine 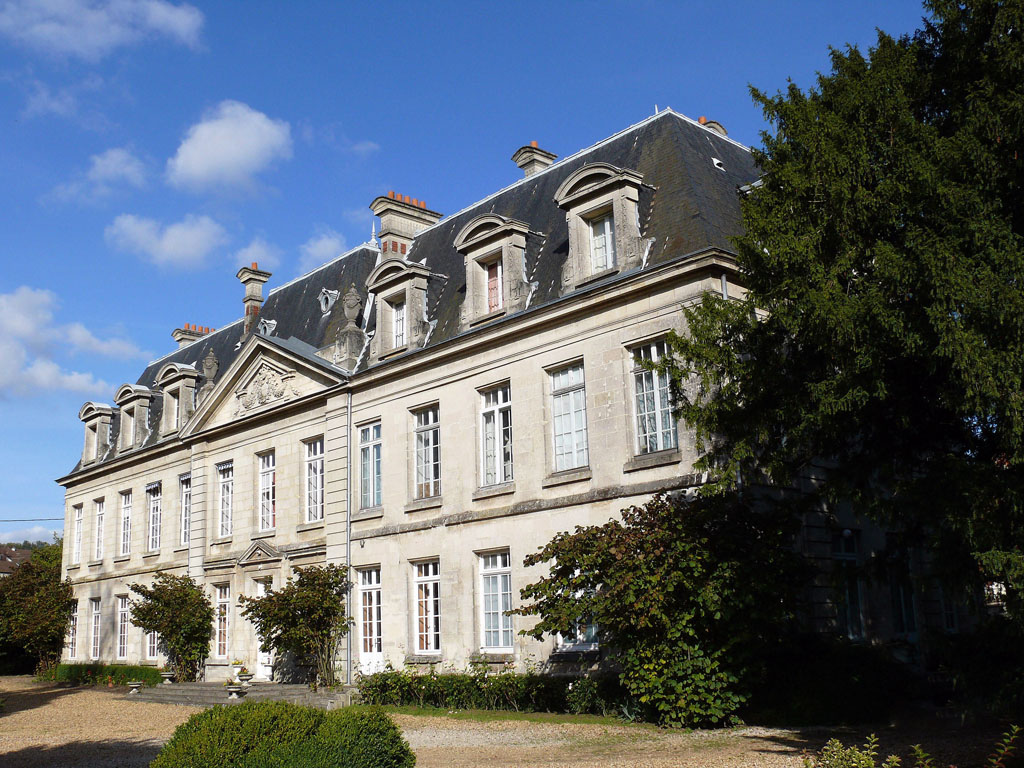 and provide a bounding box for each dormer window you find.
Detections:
[454,214,529,330]
[318,288,339,314]
[589,211,615,272]
[78,402,113,464]
[392,299,406,347]
[155,362,199,435]
[121,407,135,449]
[554,162,644,292]
[256,318,277,336]
[365,257,434,360]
